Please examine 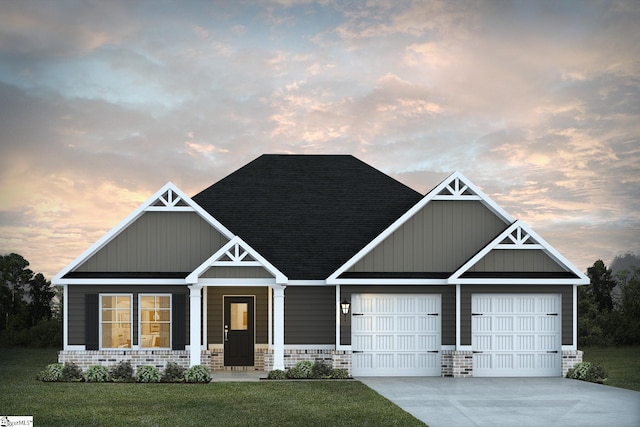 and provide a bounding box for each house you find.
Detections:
[53,154,589,377]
